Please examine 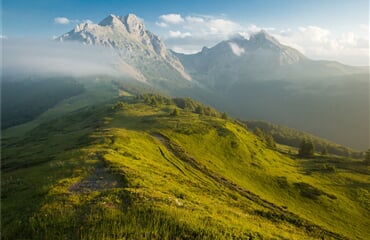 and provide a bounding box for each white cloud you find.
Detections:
[156,13,368,65]
[0,35,7,39]
[228,42,245,56]
[206,19,240,35]
[168,30,191,38]
[360,24,369,33]
[54,17,70,24]
[246,24,261,33]
[158,14,278,50]
[185,16,204,24]
[170,45,200,54]
[185,17,240,36]
[83,19,93,24]
[54,17,88,25]
[274,26,355,53]
[158,13,241,37]
[161,14,274,54]
[339,32,356,47]
[236,24,275,40]
[159,14,184,25]
[271,25,369,65]
[156,22,168,28]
